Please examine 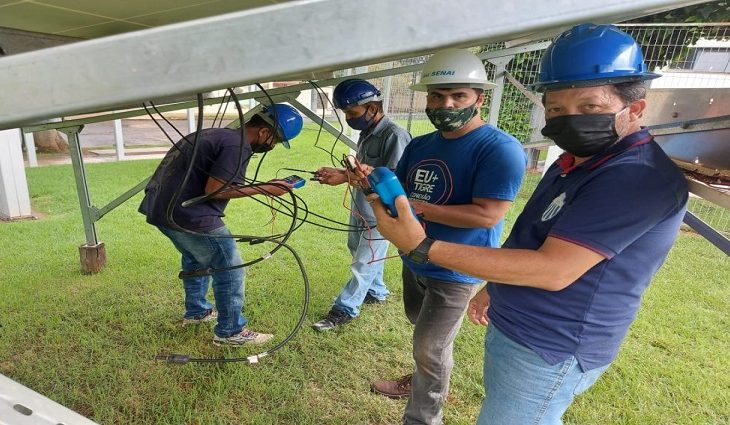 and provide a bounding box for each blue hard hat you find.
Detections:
[332,79,381,110]
[532,23,660,92]
[260,103,303,149]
